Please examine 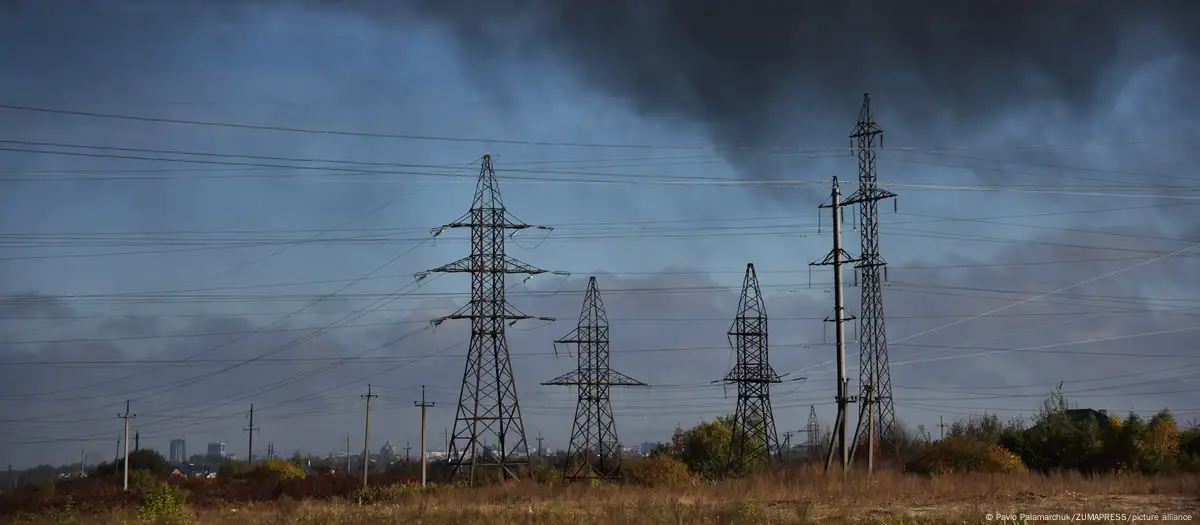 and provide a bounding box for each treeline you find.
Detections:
[639,389,1200,480]
[907,389,1199,475]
